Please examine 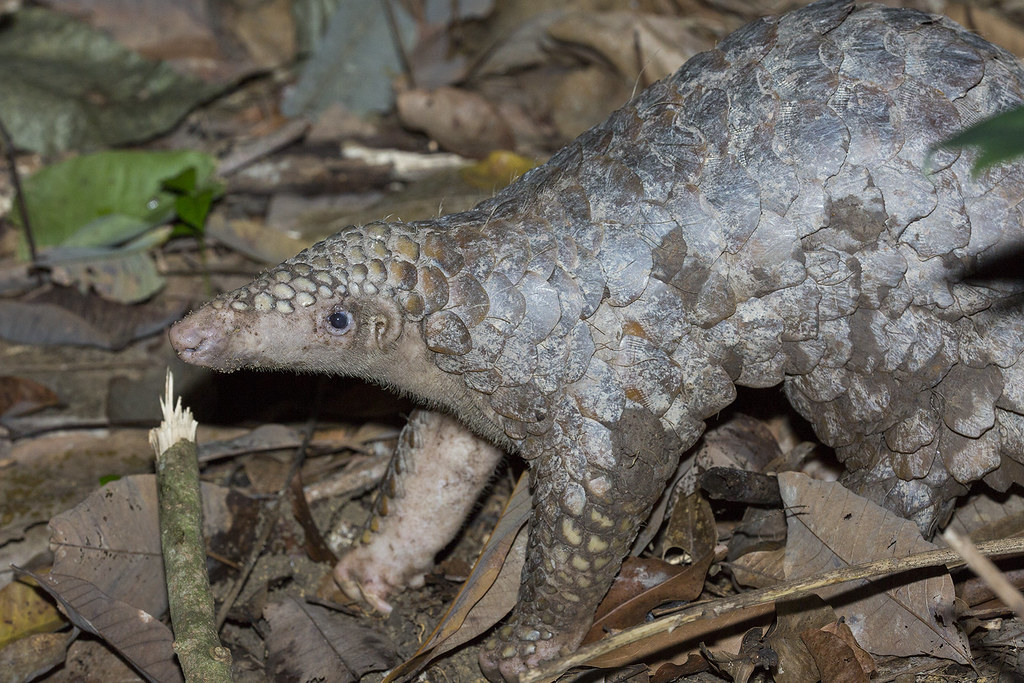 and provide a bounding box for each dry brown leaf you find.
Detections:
[947,490,1024,542]
[822,620,876,676]
[778,473,971,664]
[396,87,515,159]
[592,558,685,625]
[529,537,1024,682]
[290,475,337,564]
[25,570,183,683]
[702,627,777,682]
[228,0,296,69]
[303,454,391,503]
[0,430,155,548]
[585,601,775,670]
[543,11,719,140]
[727,507,787,561]
[49,475,256,618]
[661,491,717,562]
[638,415,780,553]
[546,11,716,87]
[0,631,76,682]
[584,554,712,643]
[264,597,398,682]
[701,414,786,474]
[763,596,834,683]
[60,638,144,681]
[196,423,304,463]
[244,453,293,493]
[650,653,710,682]
[203,214,317,266]
[58,0,220,63]
[0,376,59,418]
[800,627,870,683]
[728,547,786,588]
[56,0,295,81]
[548,66,634,142]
